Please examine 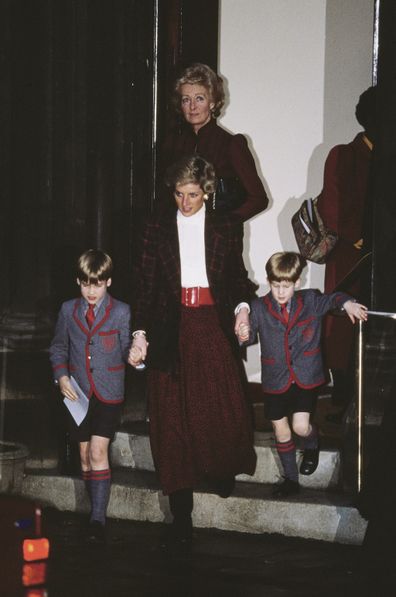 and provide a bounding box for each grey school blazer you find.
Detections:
[49,293,131,404]
[247,289,351,394]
